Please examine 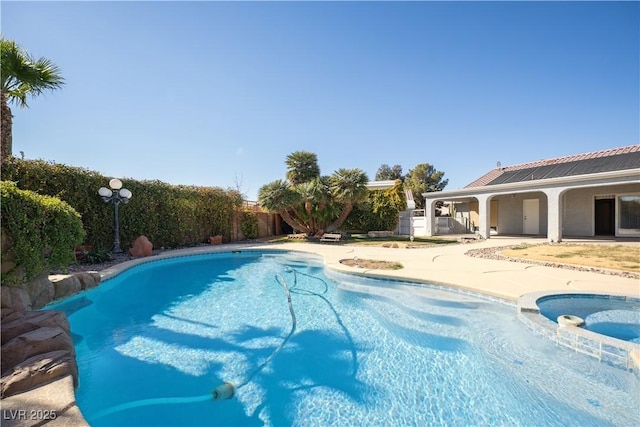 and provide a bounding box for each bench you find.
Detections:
[288,233,308,240]
[319,233,342,243]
